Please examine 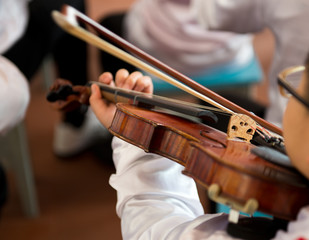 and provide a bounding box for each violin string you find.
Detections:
[96,82,272,140]
[133,94,139,105]
[237,114,274,140]
[150,92,272,138]
[150,94,230,115]
[163,94,273,139]
[114,89,119,103]
[95,81,271,139]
